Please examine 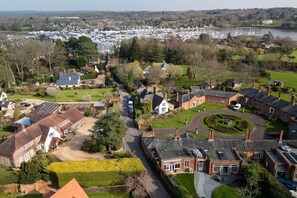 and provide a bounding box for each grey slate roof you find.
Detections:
[240,88,297,117]
[180,89,238,103]
[56,73,81,86]
[143,93,165,110]
[145,137,297,161]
